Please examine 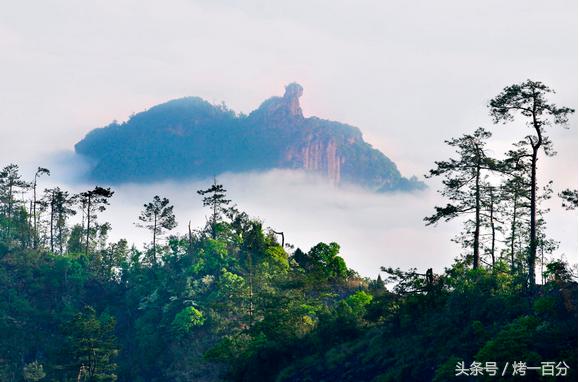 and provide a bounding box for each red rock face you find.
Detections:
[284,138,343,186]
[305,139,341,185]
[273,83,350,185]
